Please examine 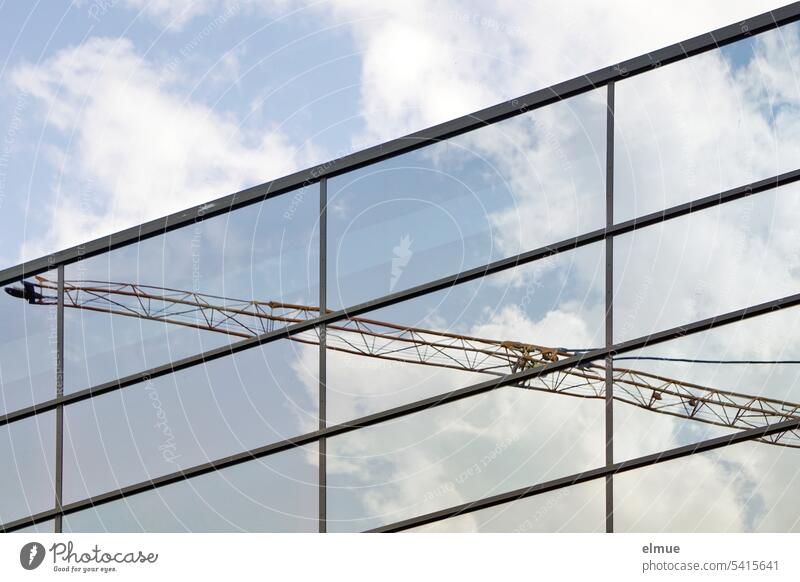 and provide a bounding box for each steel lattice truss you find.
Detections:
[15,276,800,448]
